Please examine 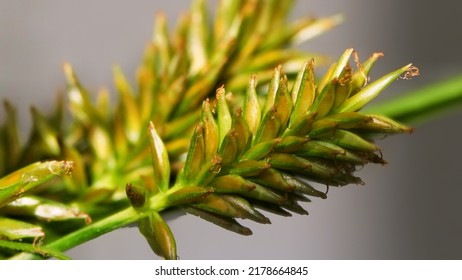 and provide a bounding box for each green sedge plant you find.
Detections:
[0,0,460,260]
